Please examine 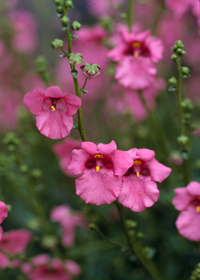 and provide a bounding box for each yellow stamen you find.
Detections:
[197,206,200,213]
[134,52,139,58]
[51,105,56,111]
[134,160,142,165]
[198,196,200,200]
[132,42,141,48]
[96,166,100,172]
[136,171,140,177]
[94,154,103,159]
